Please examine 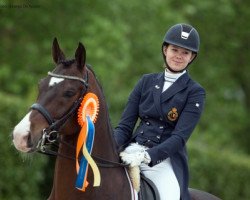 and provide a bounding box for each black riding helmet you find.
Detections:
[162,23,200,73]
